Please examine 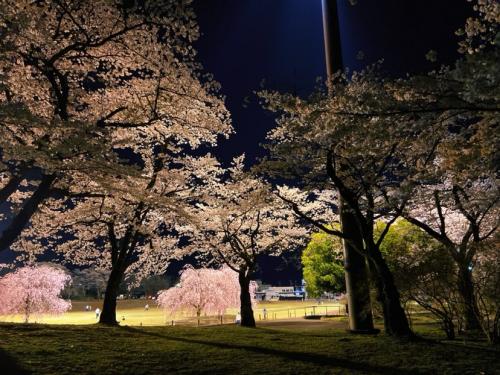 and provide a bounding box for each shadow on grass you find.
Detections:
[432,339,500,354]
[119,326,420,374]
[0,347,31,374]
